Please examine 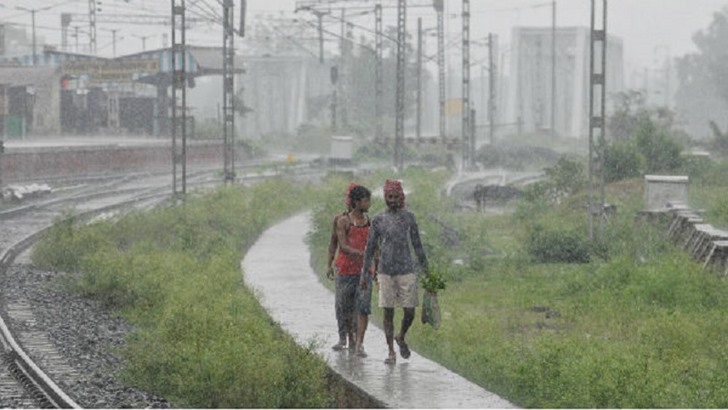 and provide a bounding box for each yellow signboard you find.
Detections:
[62,59,159,83]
